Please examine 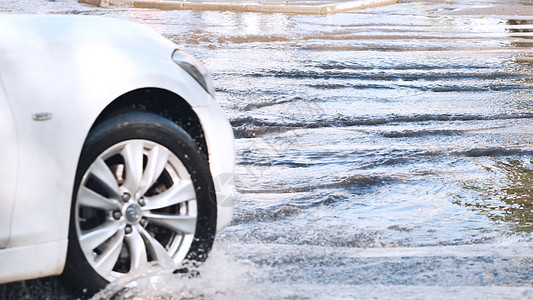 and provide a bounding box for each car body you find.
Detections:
[0,15,234,294]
